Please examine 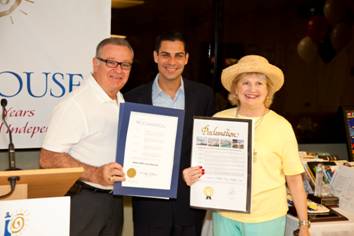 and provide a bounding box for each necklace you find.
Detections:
[235,108,268,163]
